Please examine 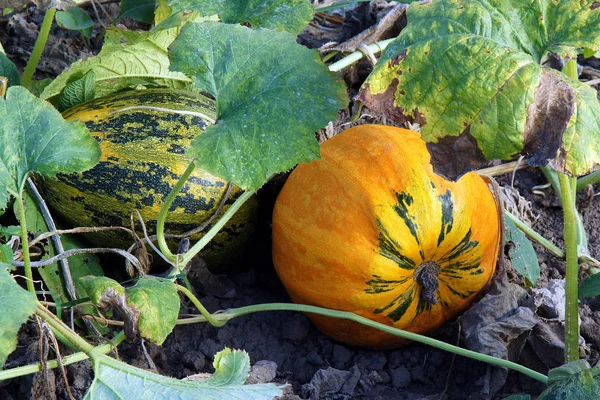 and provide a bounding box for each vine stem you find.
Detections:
[35,303,96,354]
[328,38,394,72]
[156,161,197,263]
[0,331,126,381]
[21,8,56,89]
[14,193,35,293]
[179,190,254,268]
[176,284,226,327]
[559,173,580,362]
[561,59,582,363]
[576,170,600,191]
[180,303,549,384]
